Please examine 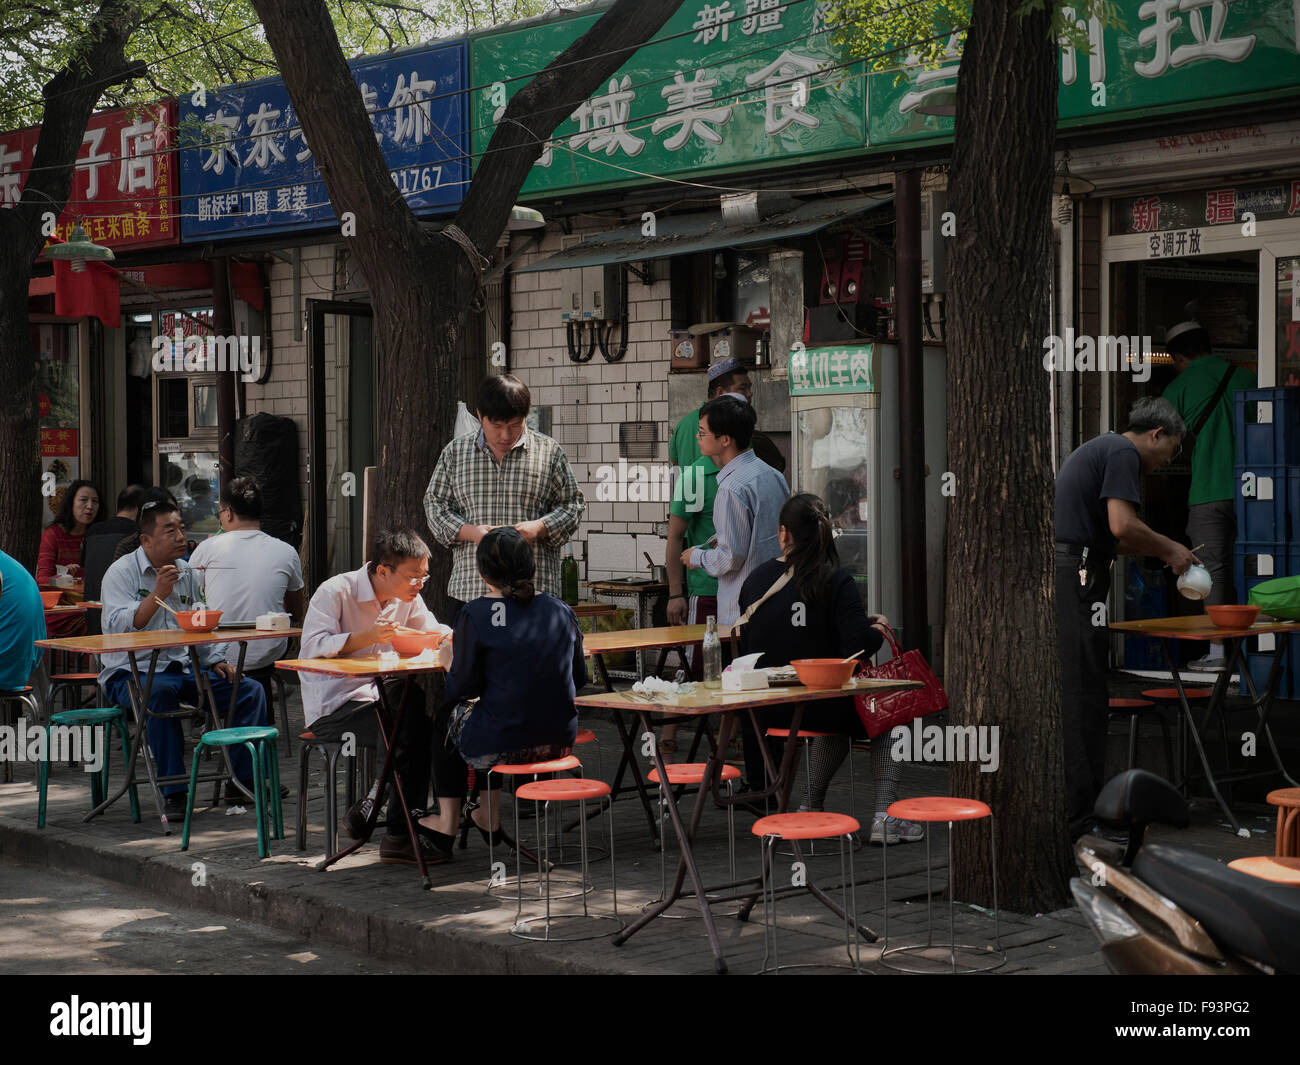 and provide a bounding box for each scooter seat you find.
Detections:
[1133,842,1300,973]
[1095,769,1189,830]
